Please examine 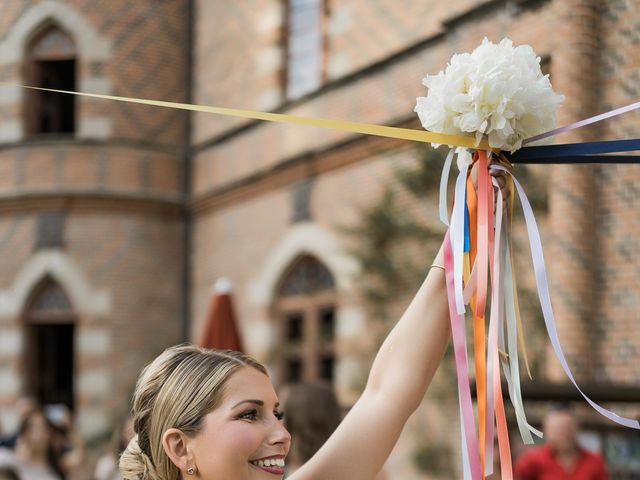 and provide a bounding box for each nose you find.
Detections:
[269,419,291,448]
